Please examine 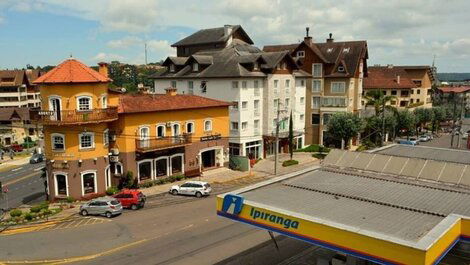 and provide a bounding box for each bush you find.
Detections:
[30,205,42,213]
[9,209,22,217]
[282,160,299,167]
[296,144,330,153]
[312,153,327,159]
[105,186,119,196]
[66,196,75,203]
[43,209,52,215]
[24,213,34,221]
